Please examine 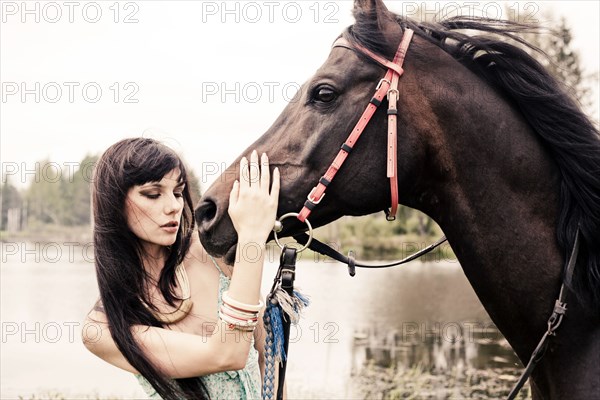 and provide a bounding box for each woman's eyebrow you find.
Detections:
[140,182,185,190]
[140,182,163,189]
[140,178,185,189]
